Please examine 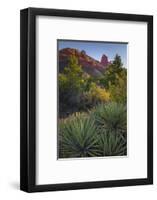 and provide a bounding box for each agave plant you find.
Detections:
[59,112,99,158]
[92,102,127,134]
[96,131,127,156]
